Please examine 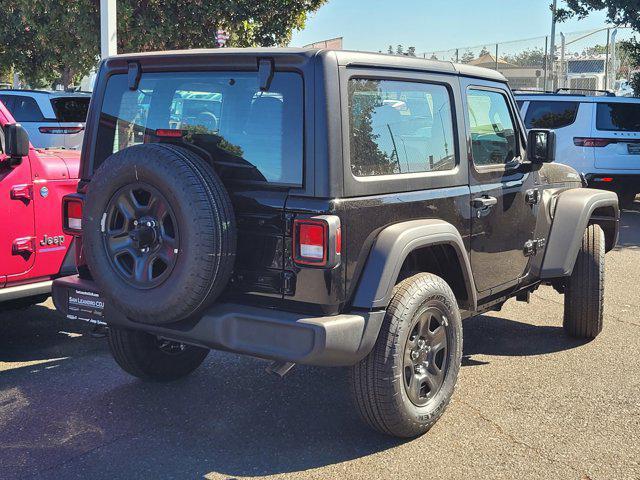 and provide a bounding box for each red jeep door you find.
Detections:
[0,103,36,278]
